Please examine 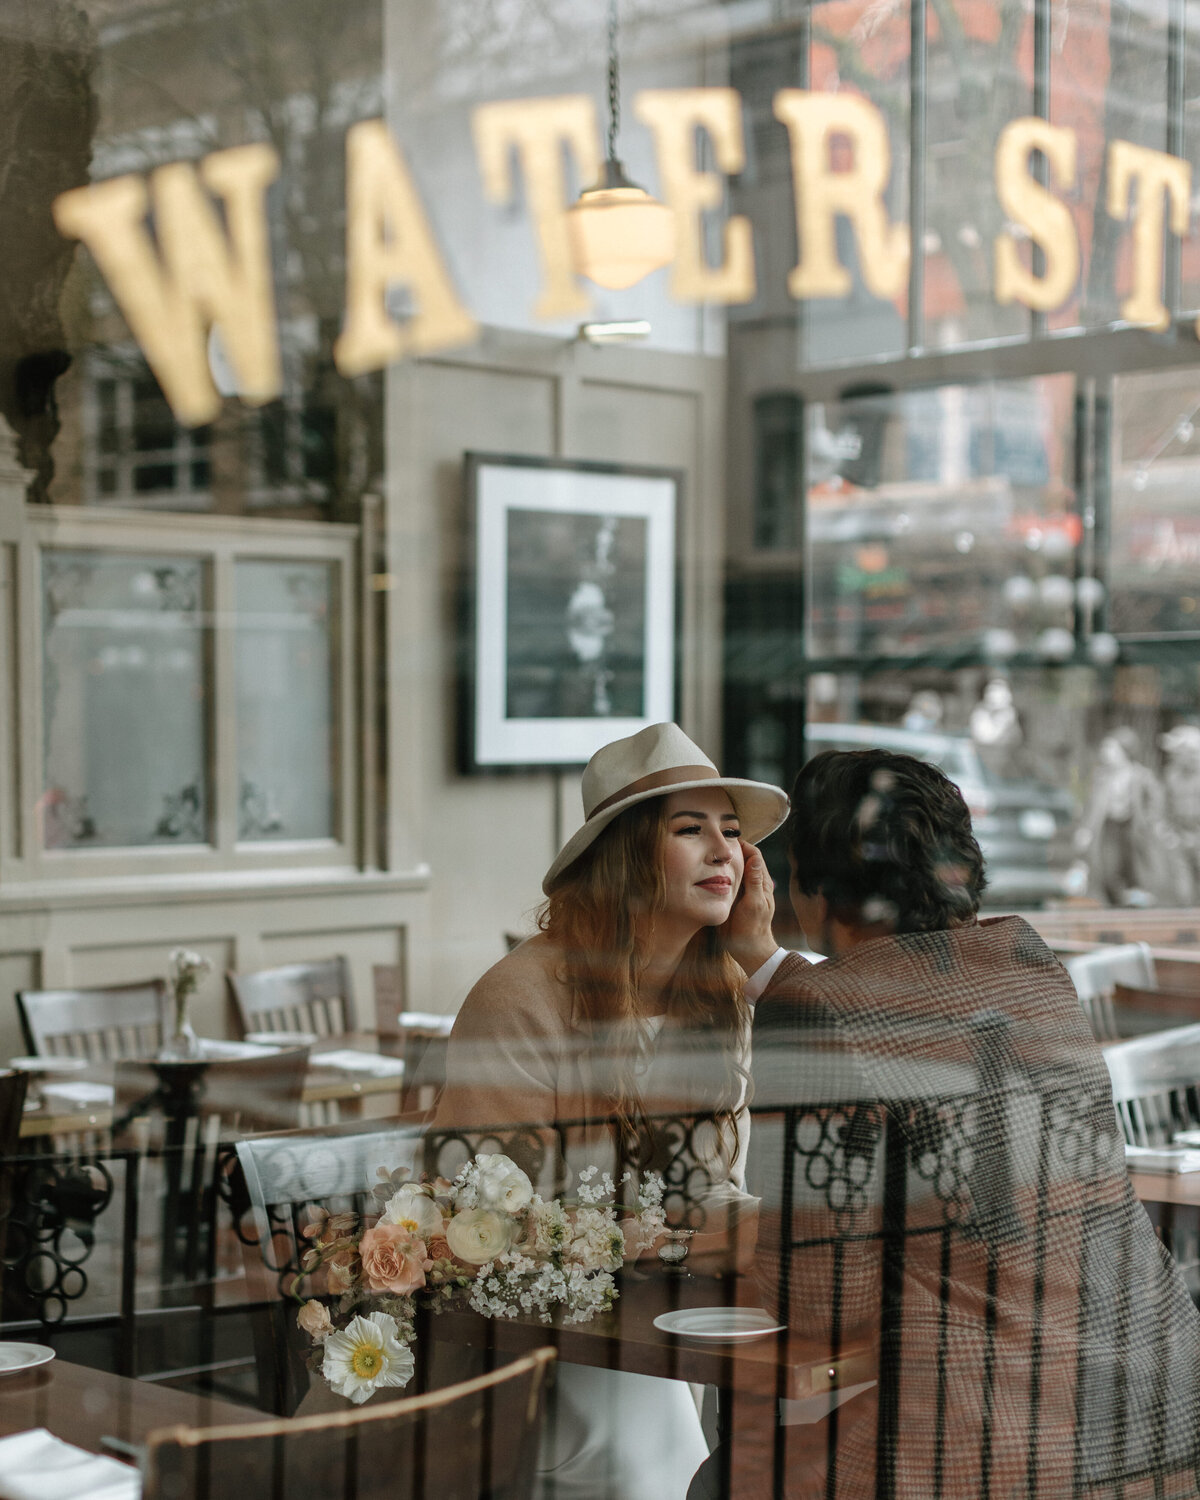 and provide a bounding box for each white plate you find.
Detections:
[653,1307,785,1342]
[9,1056,88,1073]
[0,1342,55,1373]
[243,1031,319,1048]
